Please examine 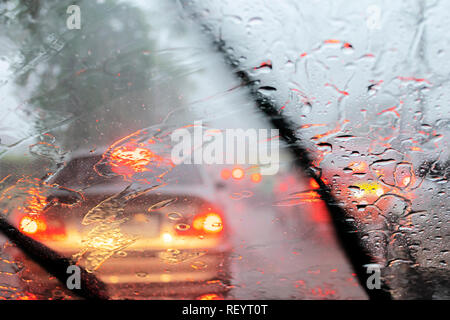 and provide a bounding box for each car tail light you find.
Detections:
[19,216,43,234]
[18,215,66,241]
[221,169,231,180]
[231,167,245,180]
[250,173,262,183]
[193,212,223,234]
